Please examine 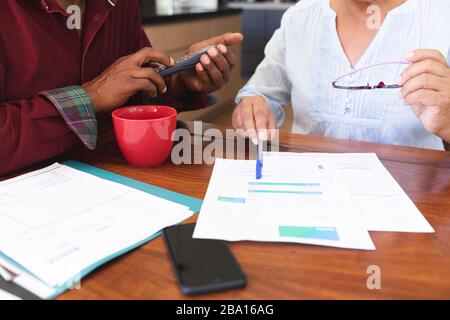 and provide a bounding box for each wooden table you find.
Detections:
[30,123,450,299]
